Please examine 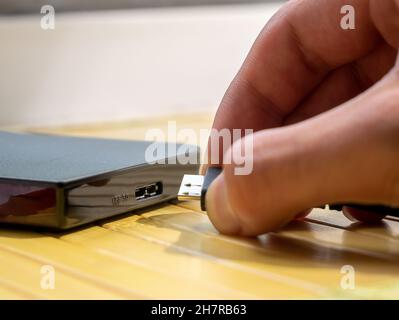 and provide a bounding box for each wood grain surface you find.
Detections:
[1,114,398,299]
